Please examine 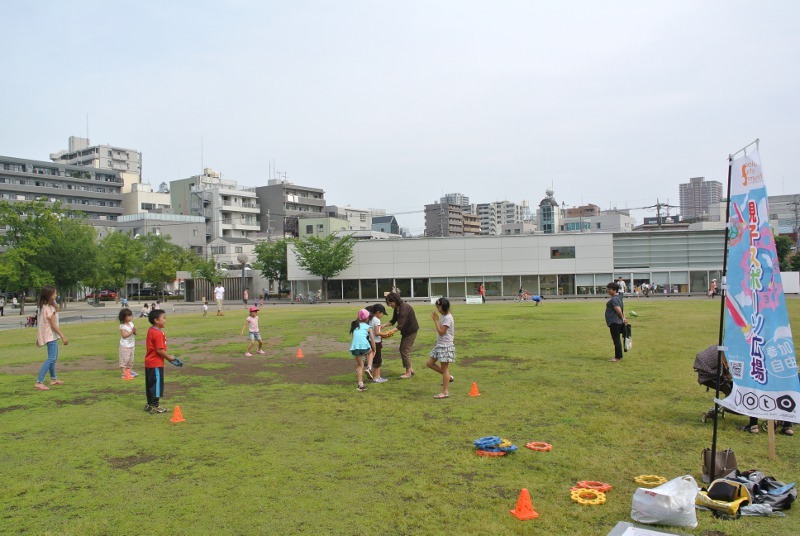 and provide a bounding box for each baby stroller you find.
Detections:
[694,345,735,422]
